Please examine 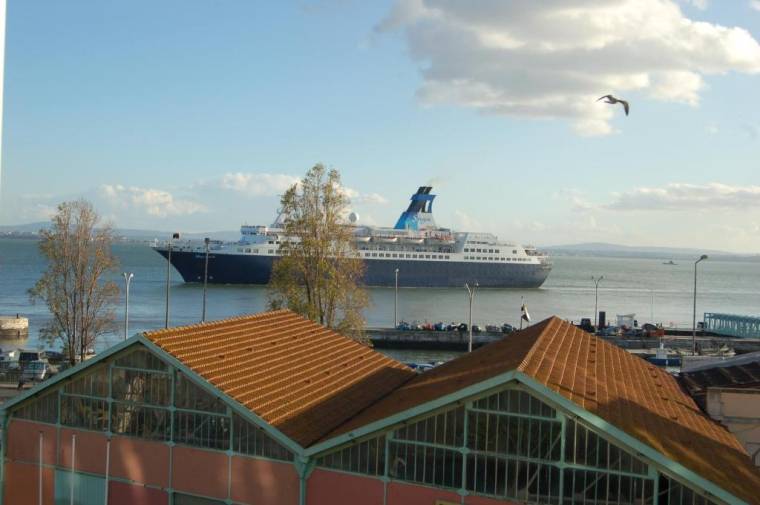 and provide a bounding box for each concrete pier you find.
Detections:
[0,315,29,339]
[368,327,760,354]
